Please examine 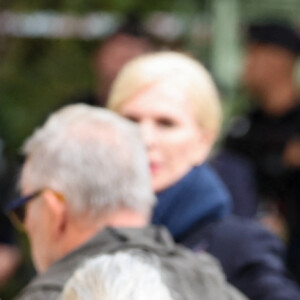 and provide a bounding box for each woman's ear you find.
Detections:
[43,189,68,240]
